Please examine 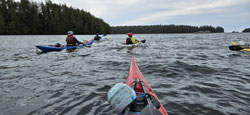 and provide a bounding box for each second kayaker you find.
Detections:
[66,31,82,46]
[94,33,101,40]
[238,41,250,48]
[126,32,138,44]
